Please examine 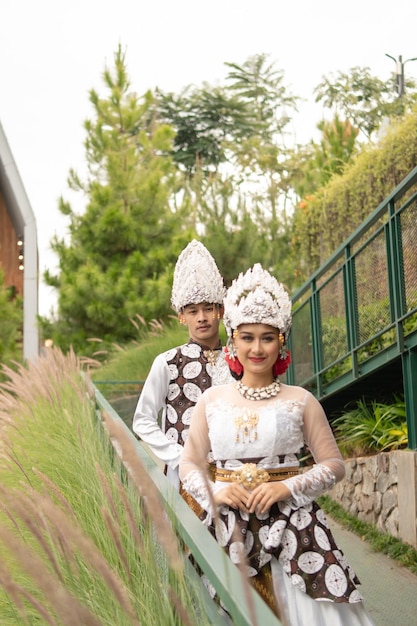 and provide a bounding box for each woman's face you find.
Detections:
[234,323,281,378]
